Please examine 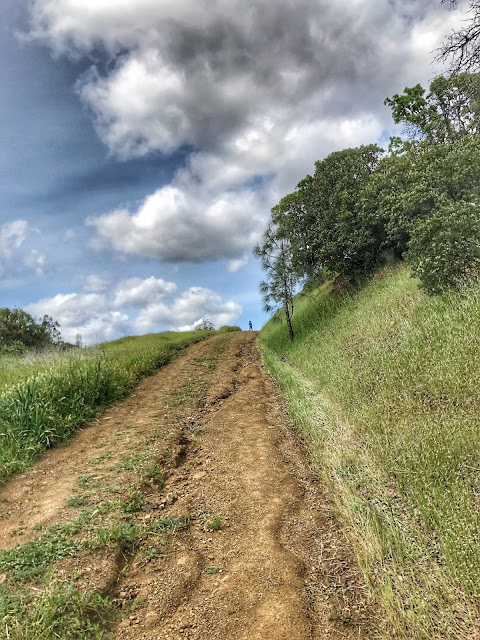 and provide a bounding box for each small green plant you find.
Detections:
[0,530,80,582]
[0,580,117,640]
[89,520,141,552]
[148,516,188,534]
[140,464,164,486]
[115,453,148,471]
[103,483,122,494]
[204,567,220,574]
[88,452,112,466]
[206,516,224,531]
[168,378,207,408]
[142,546,159,561]
[66,495,90,508]
[191,355,216,370]
[121,490,145,514]
[147,430,166,442]
[77,475,97,488]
